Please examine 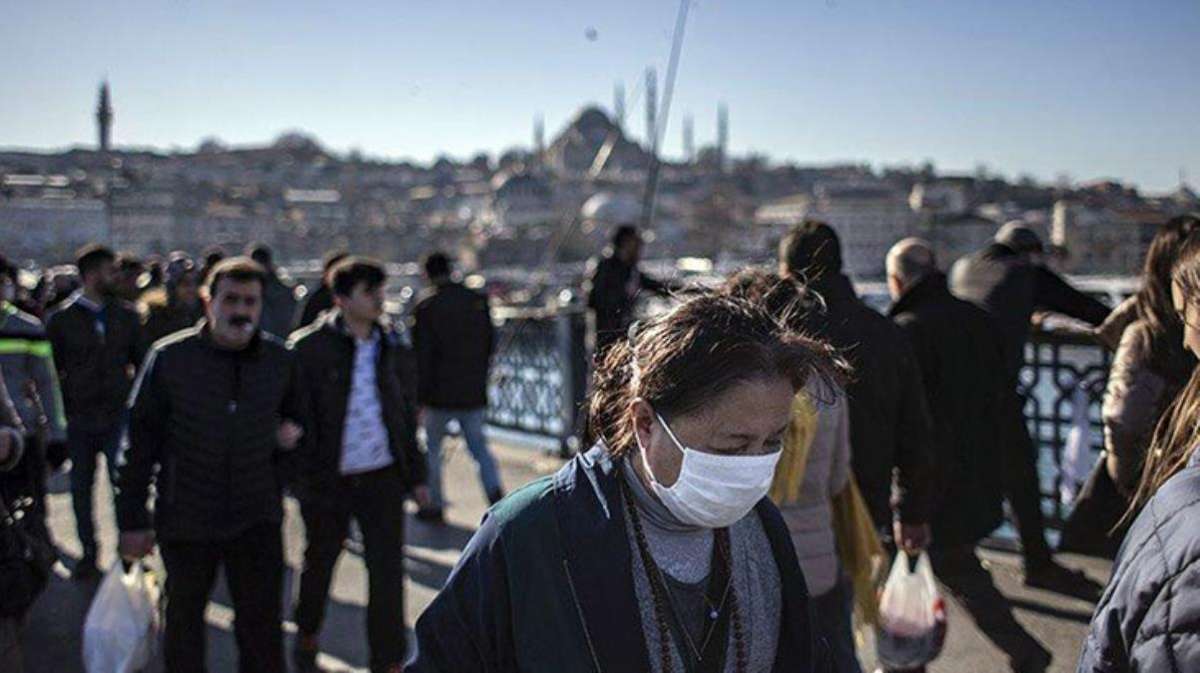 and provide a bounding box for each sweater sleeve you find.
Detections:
[1034,267,1111,326]
[891,337,937,524]
[116,347,169,531]
[1102,329,1167,495]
